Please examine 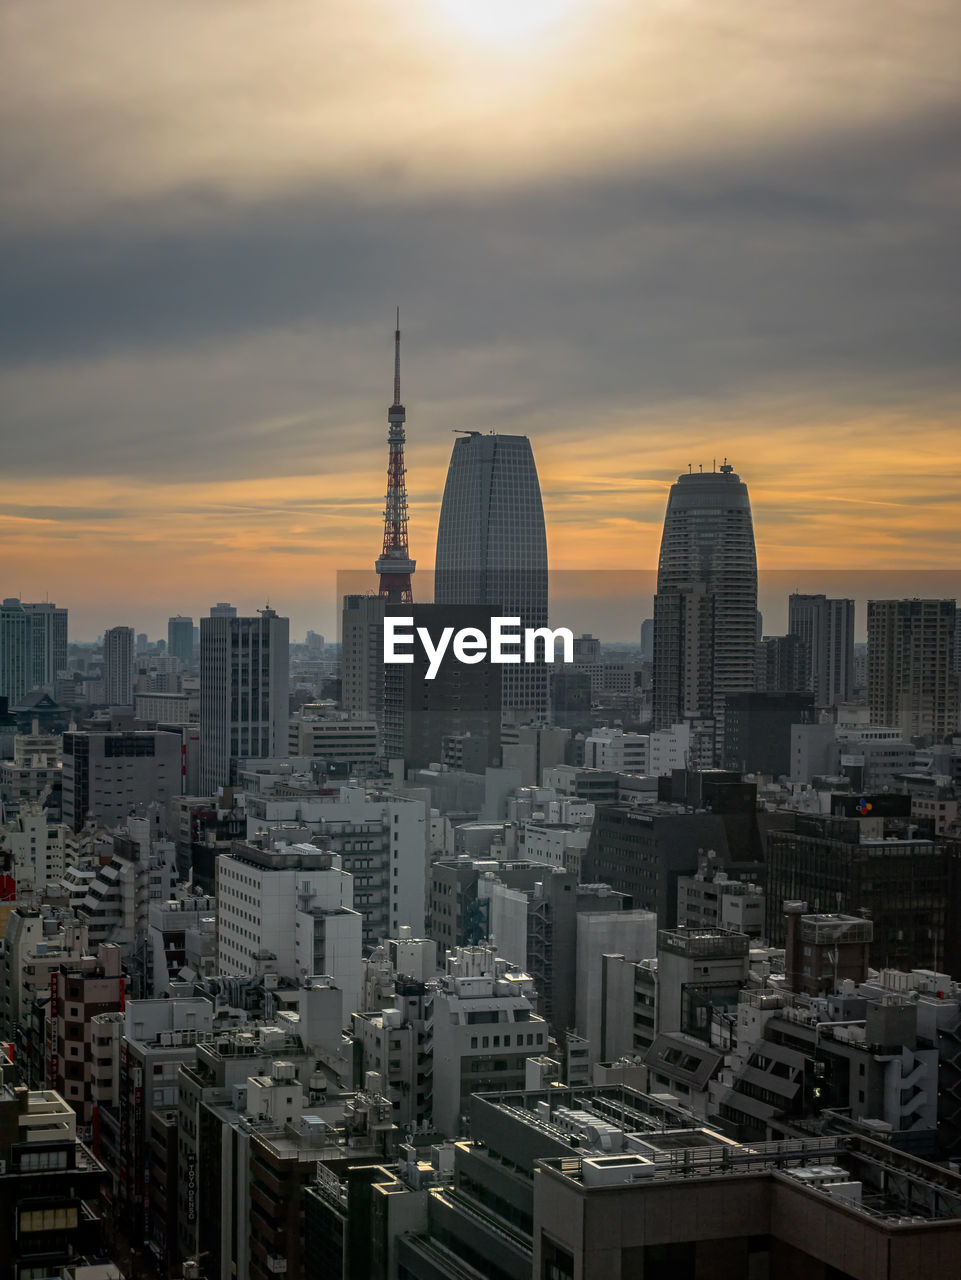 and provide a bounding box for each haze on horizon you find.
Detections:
[2,0,960,639]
